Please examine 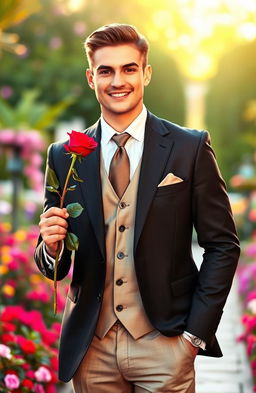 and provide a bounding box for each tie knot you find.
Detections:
[112,132,130,148]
